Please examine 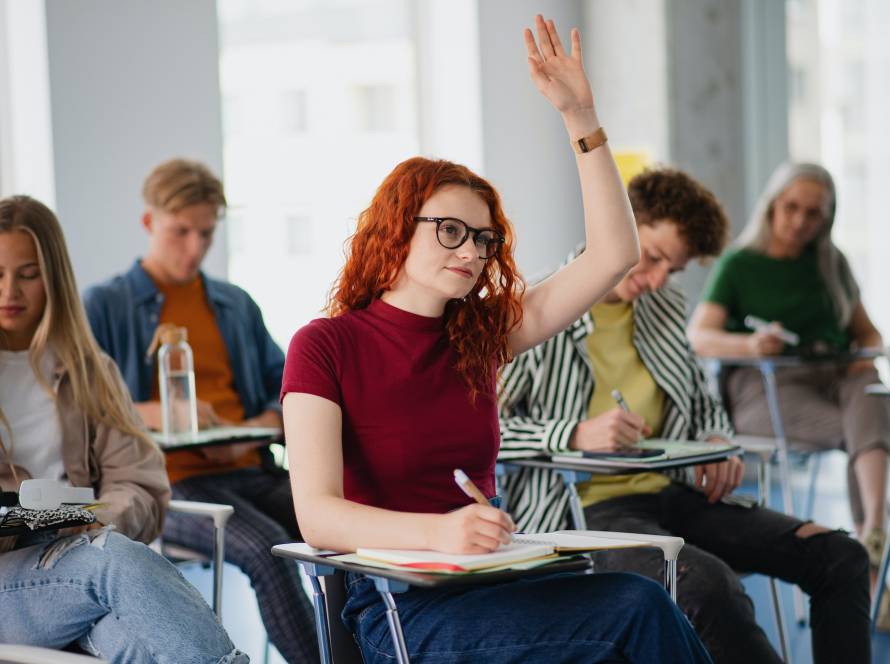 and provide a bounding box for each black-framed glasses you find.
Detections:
[414,217,505,259]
